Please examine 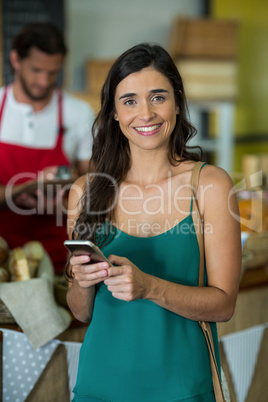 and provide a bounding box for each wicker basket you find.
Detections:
[0,298,16,324]
[0,251,55,324]
[54,276,68,307]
